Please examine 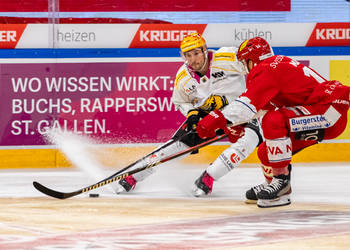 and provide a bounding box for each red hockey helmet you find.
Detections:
[236,37,274,70]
